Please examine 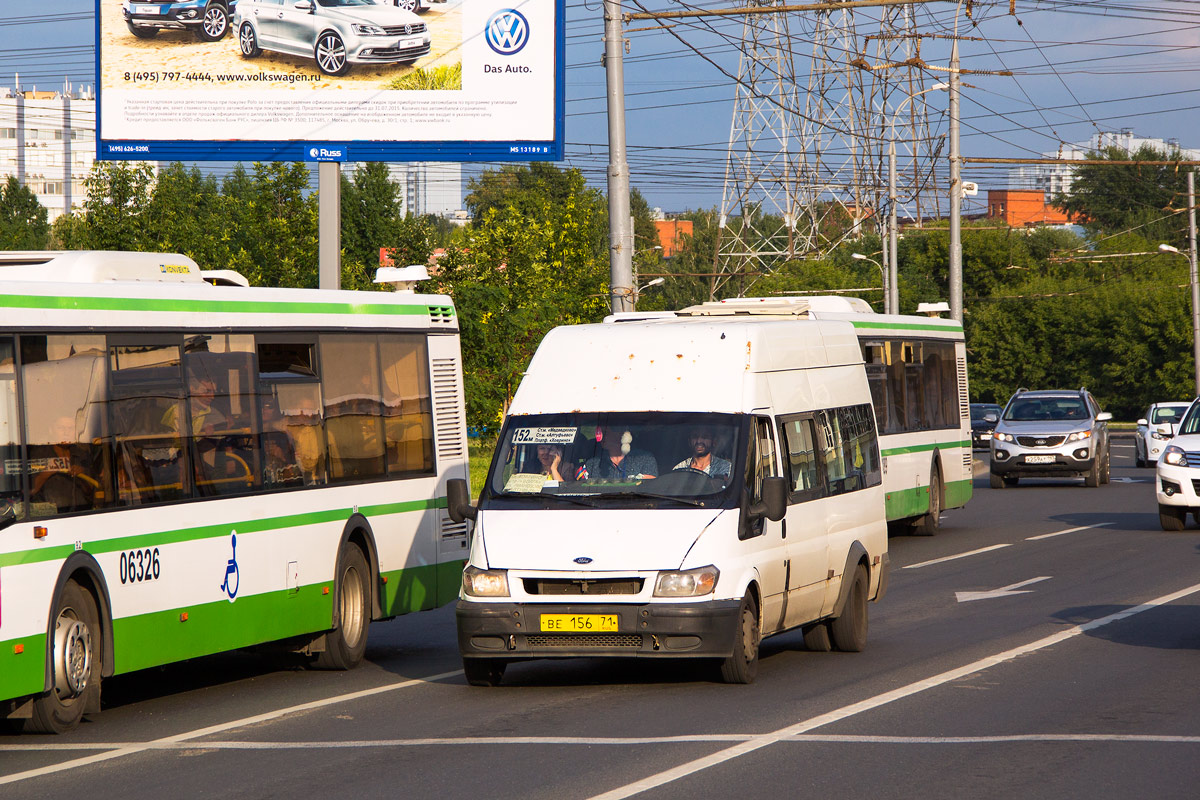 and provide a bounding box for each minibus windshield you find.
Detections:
[484,412,744,508]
